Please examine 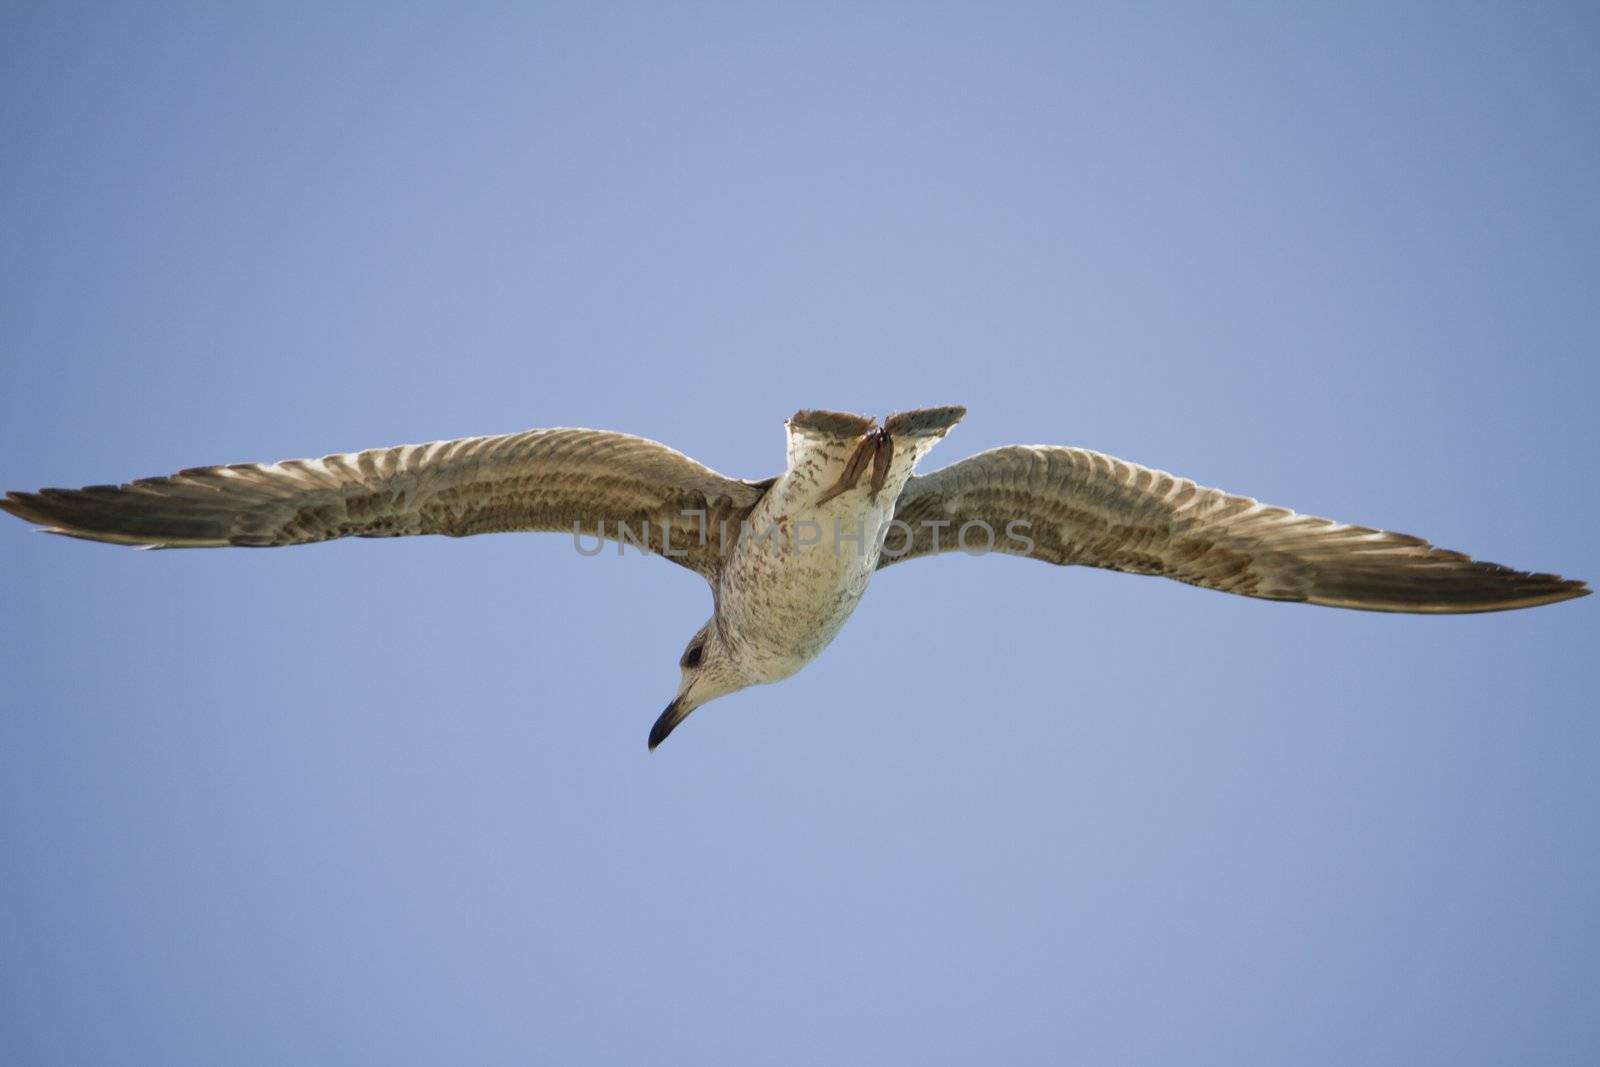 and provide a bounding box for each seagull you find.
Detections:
[1,406,1586,747]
